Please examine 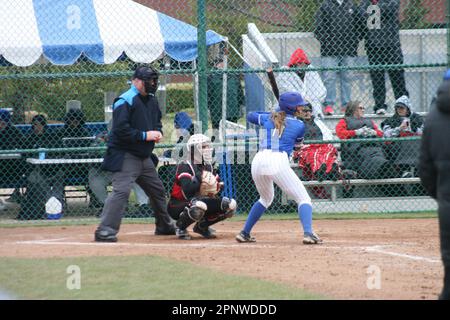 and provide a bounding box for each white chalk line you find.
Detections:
[10,231,441,264]
[364,245,441,264]
[15,239,281,249]
[13,239,441,263]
